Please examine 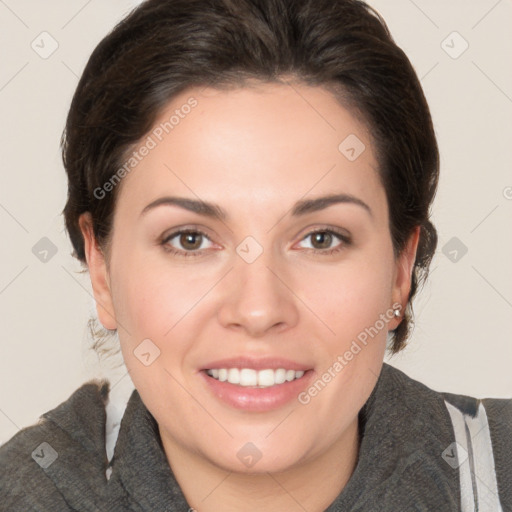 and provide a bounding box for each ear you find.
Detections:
[390,226,420,329]
[78,212,117,330]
